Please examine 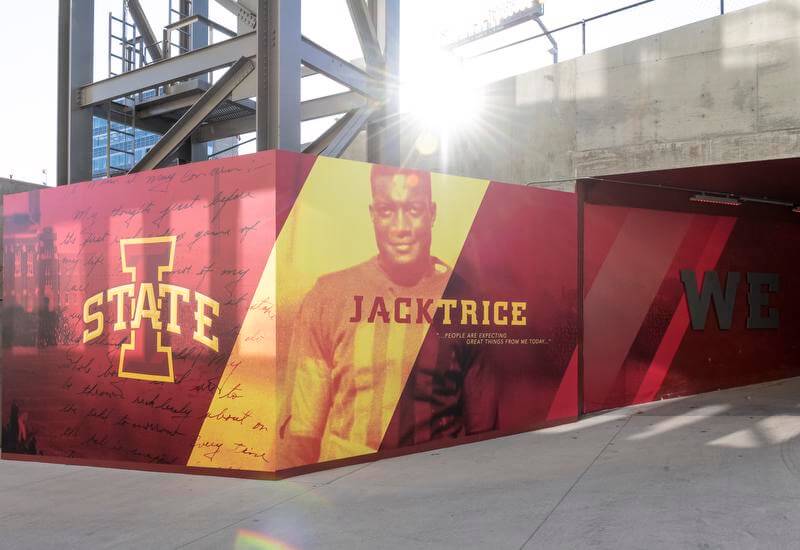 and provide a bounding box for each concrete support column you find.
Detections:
[367,0,400,166]
[256,0,301,151]
[191,0,210,162]
[57,0,94,185]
